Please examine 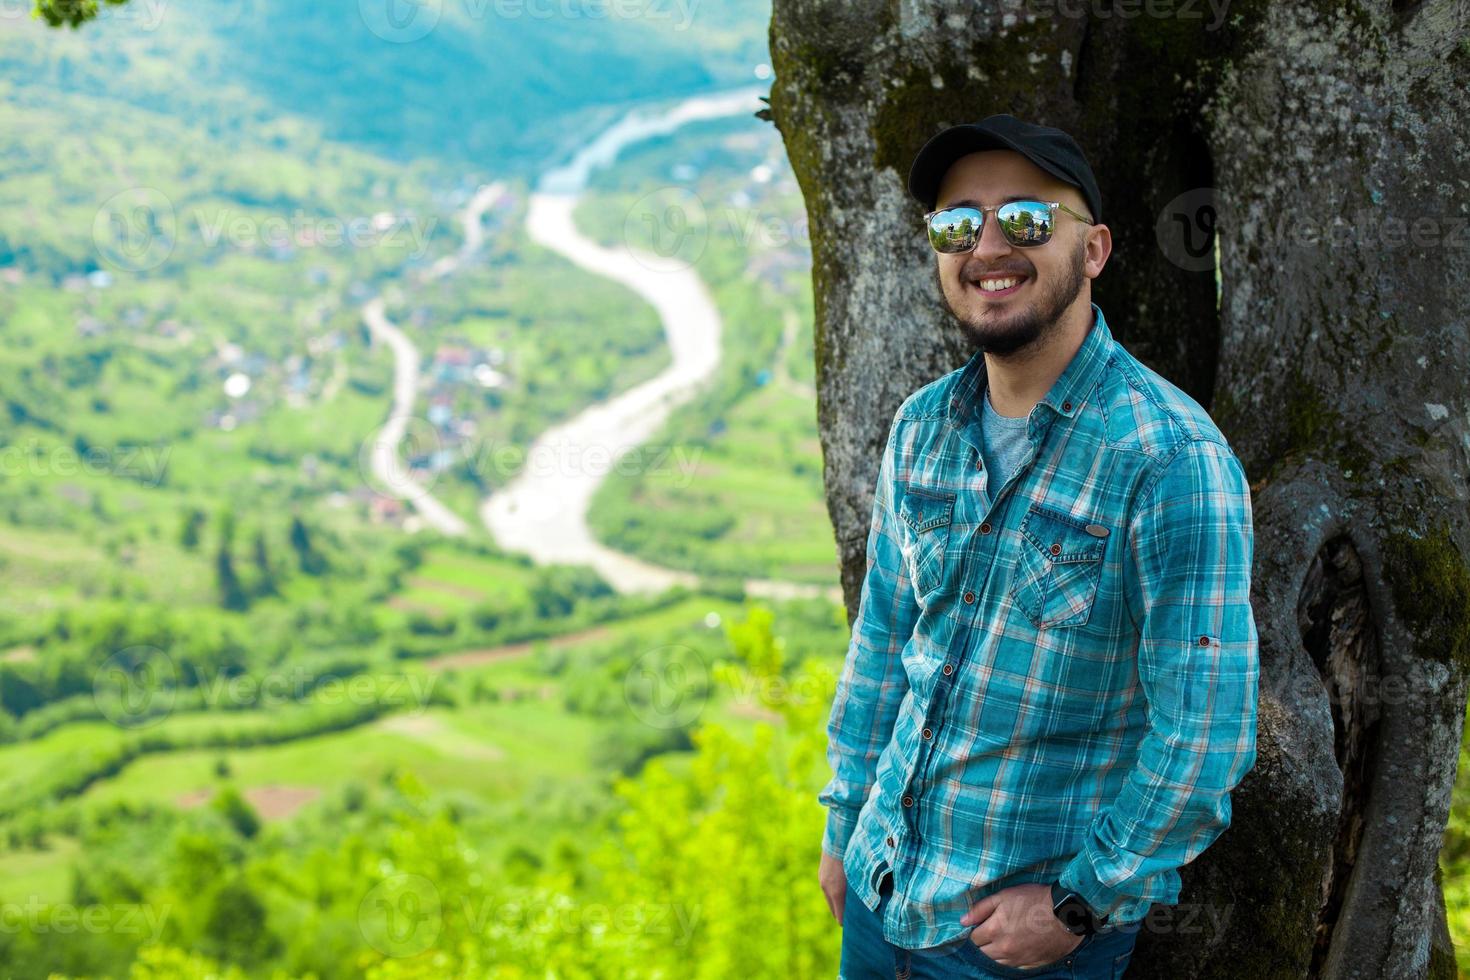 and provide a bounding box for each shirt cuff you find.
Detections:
[1057,847,1144,924]
[822,805,860,861]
